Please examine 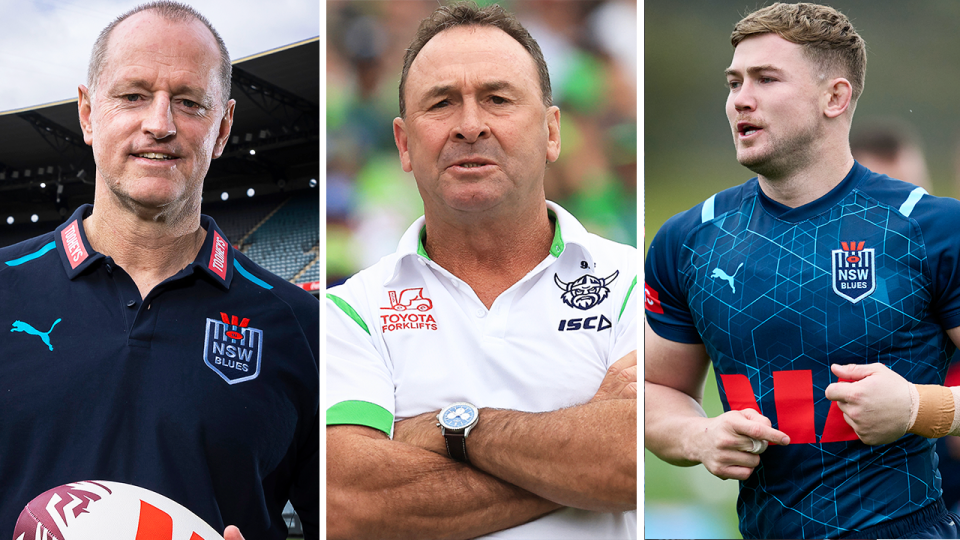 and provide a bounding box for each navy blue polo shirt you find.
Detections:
[0,204,319,540]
